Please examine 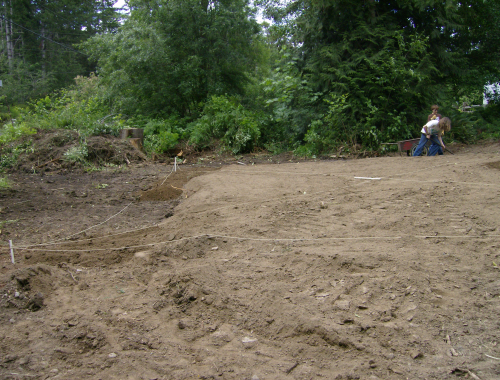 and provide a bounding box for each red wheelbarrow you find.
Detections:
[396,137,454,156]
[382,138,430,156]
[397,138,431,156]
